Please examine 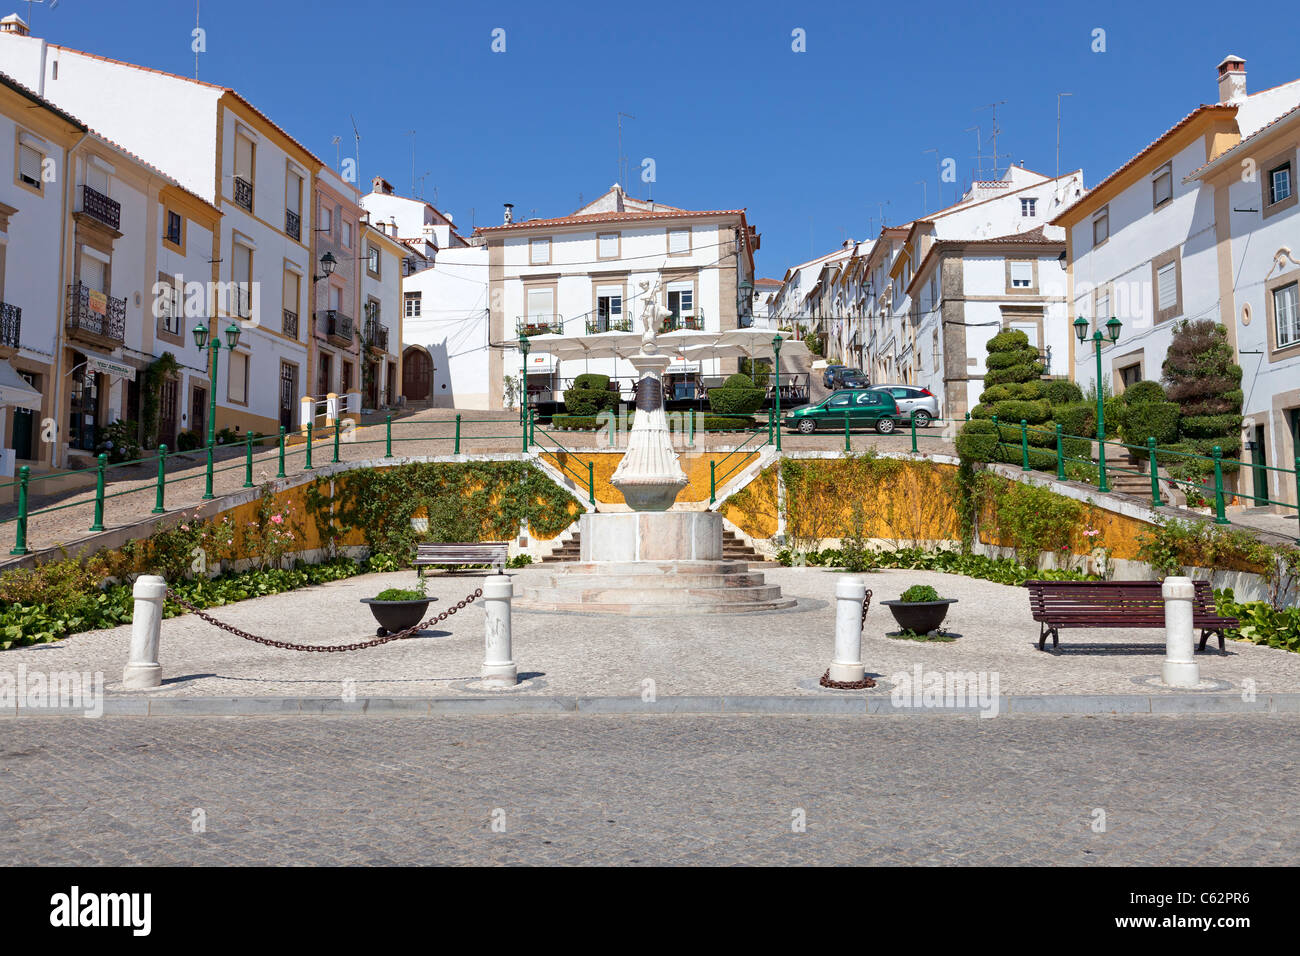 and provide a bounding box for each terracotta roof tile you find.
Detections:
[475,208,746,233]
